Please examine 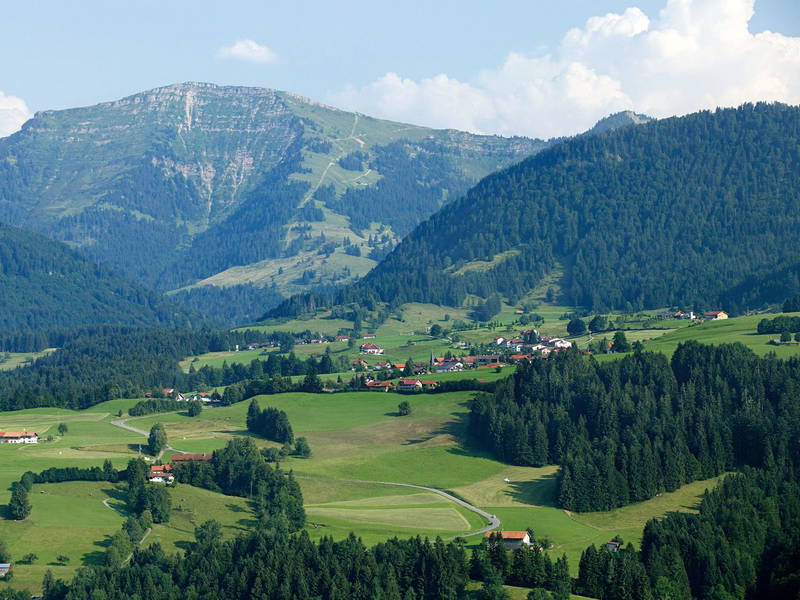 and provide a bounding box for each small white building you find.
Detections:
[485,531,532,551]
[360,343,384,355]
[0,431,38,444]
